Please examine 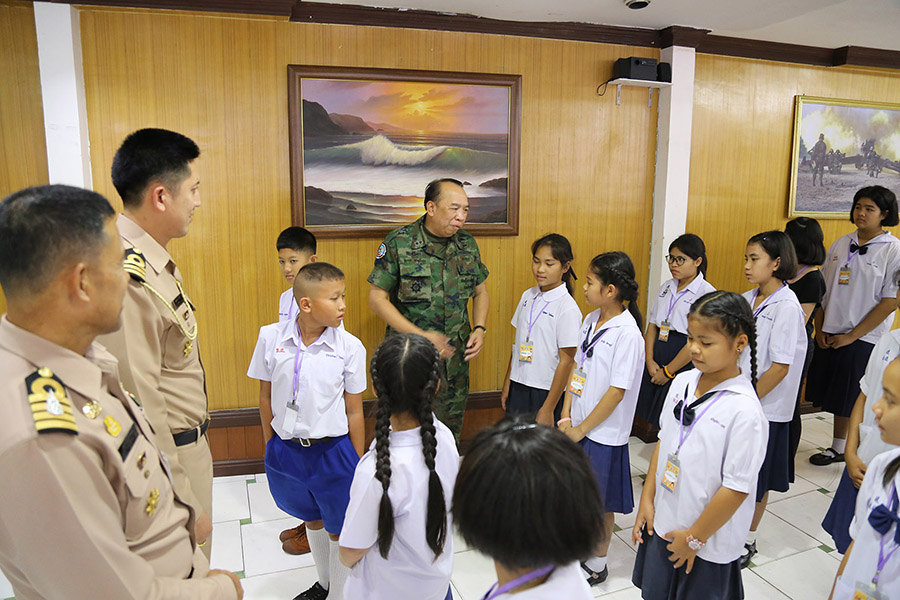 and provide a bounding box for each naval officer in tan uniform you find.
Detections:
[0,184,242,598]
[97,128,214,554]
